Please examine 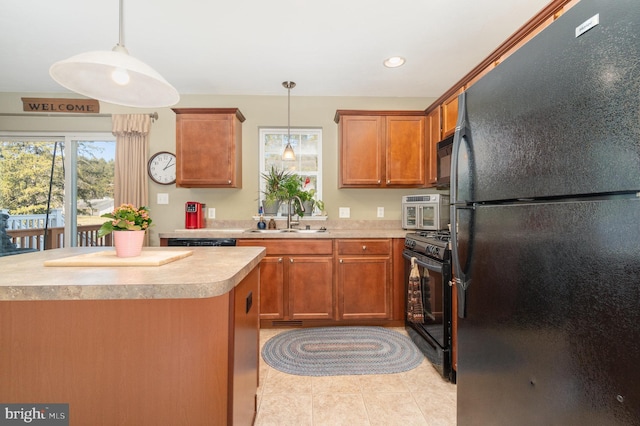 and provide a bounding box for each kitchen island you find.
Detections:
[0,246,265,426]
